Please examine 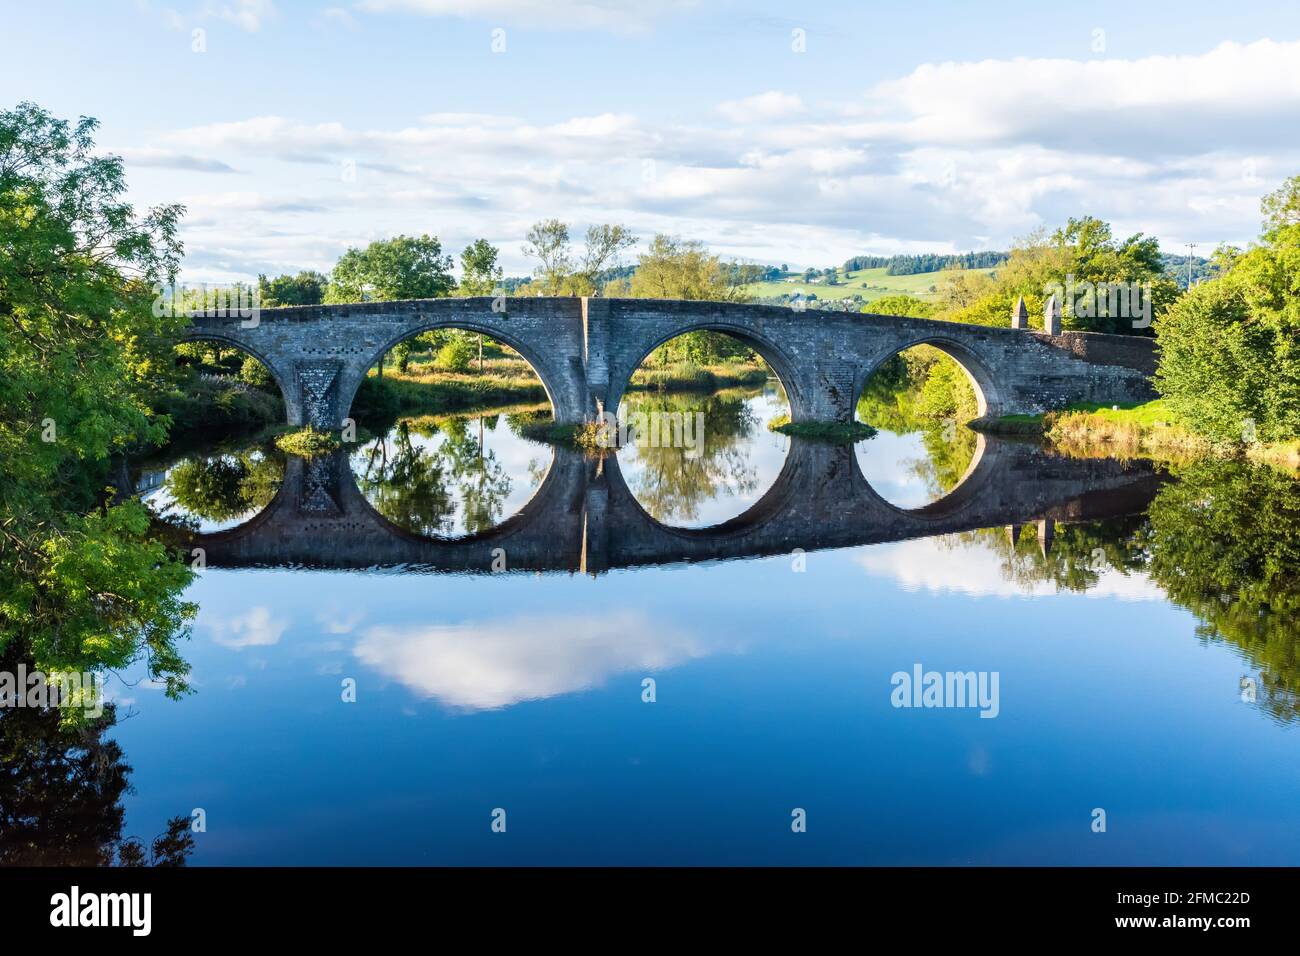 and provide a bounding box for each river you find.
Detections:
[102,382,1300,864]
